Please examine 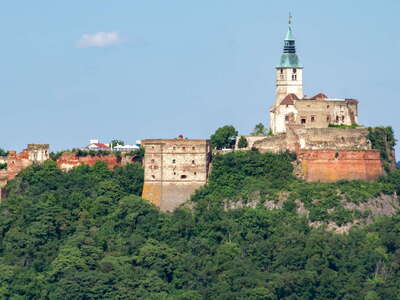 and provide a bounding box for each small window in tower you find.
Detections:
[194,172,197,175]
[341,116,345,121]
[336,116,339,122]
[172,159,176,164]
[174,172,176,175]
[181,175,187,179]
[151,159,155,163]
[301,118,306,124]
[327,105,330,108]
[182,147,186,150]
[292,74,297,80]
[327,115,330,122]
[192,160,195,164]
[285,115,289,121]
[173,146,176,150]
[311,116,315,122]
[151,175,155,179]
[292,68,297,73]
[192,146,195,150]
